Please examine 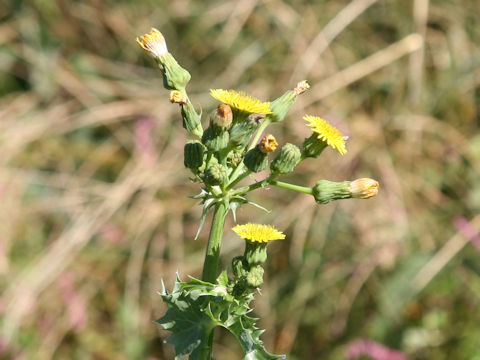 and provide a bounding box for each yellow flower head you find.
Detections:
[136,28,168,58]
[210,89,272,115]
[232,223,285,243]
[304,115,347,155]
